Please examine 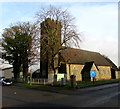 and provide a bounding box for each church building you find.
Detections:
[40,18,119,83]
